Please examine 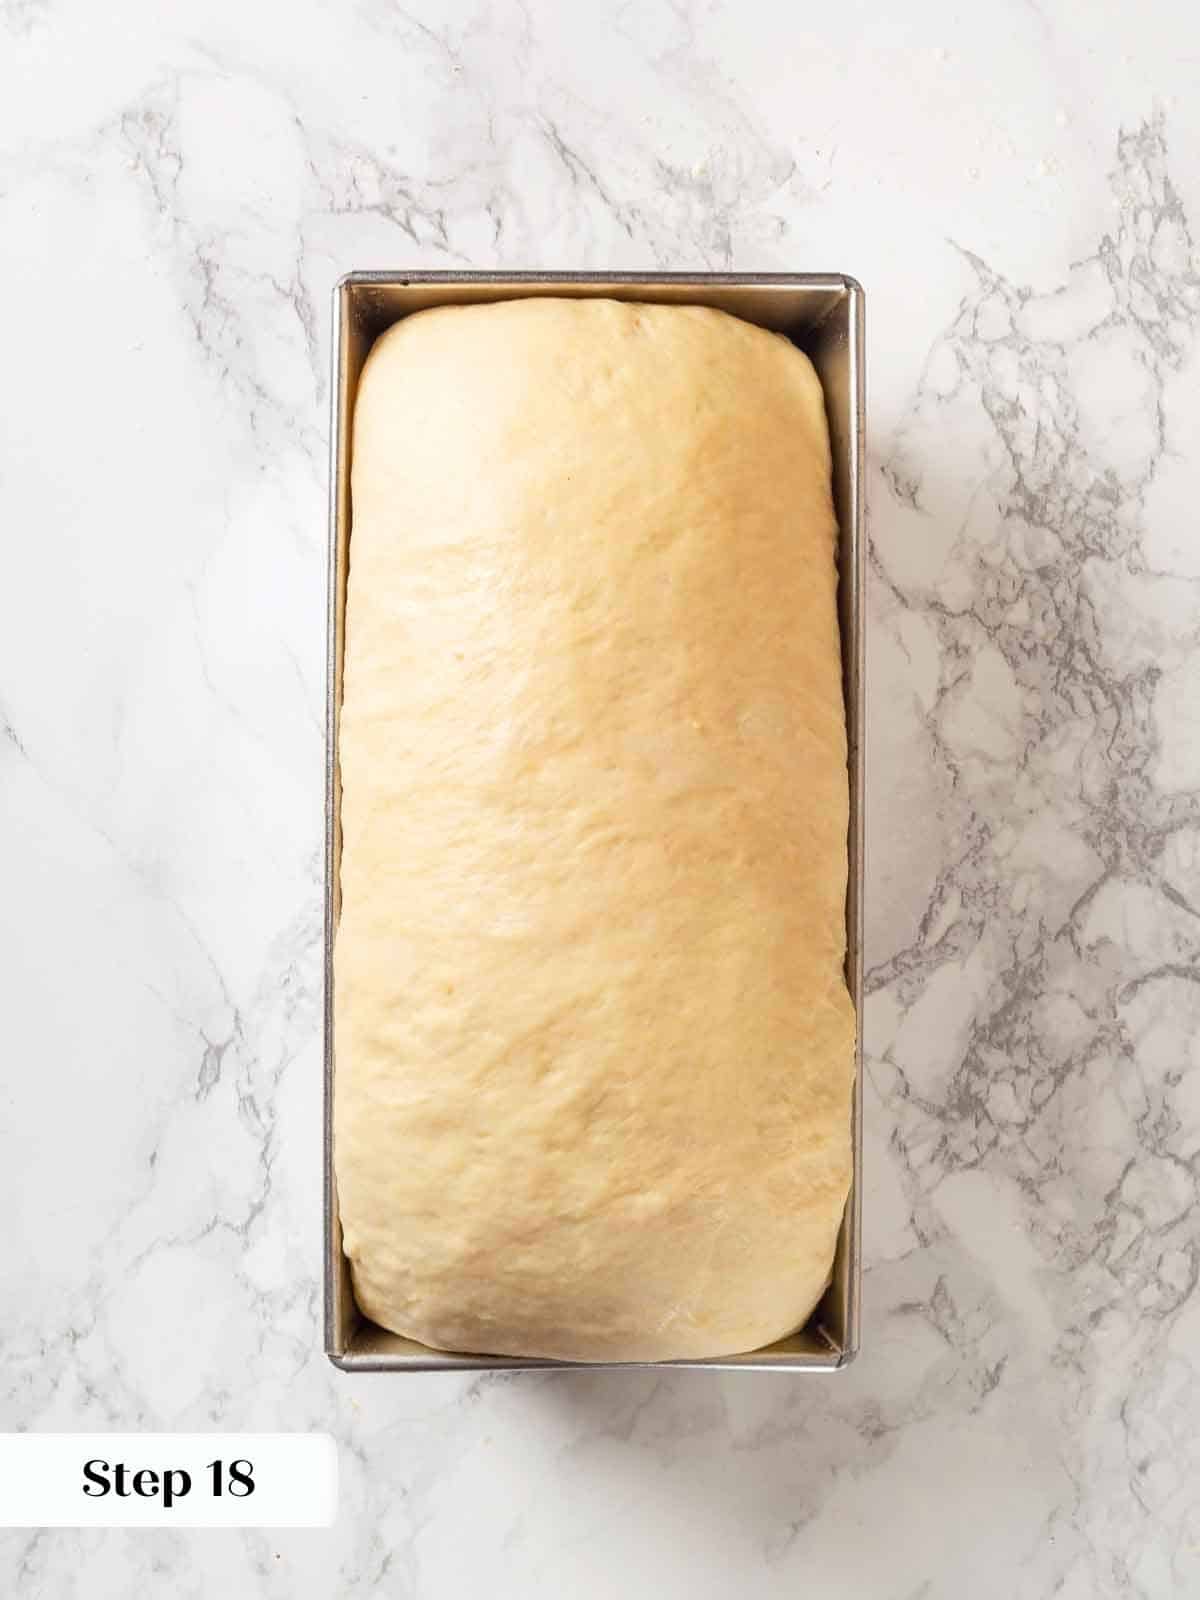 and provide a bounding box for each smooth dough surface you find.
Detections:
[334,297,855,1362]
